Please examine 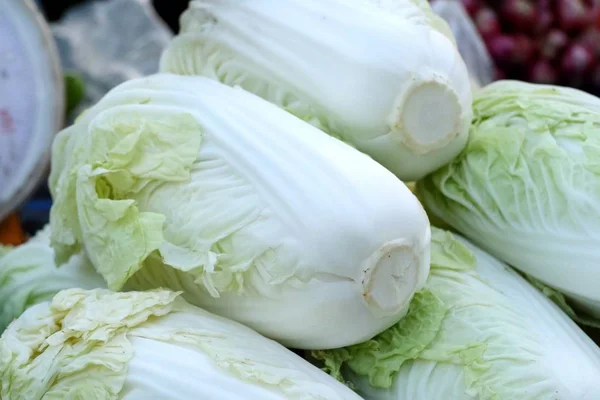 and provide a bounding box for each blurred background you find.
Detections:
[3,0,600,242]
[2,0,188,242]
[40,0,188,30]
[43,0,600,90]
